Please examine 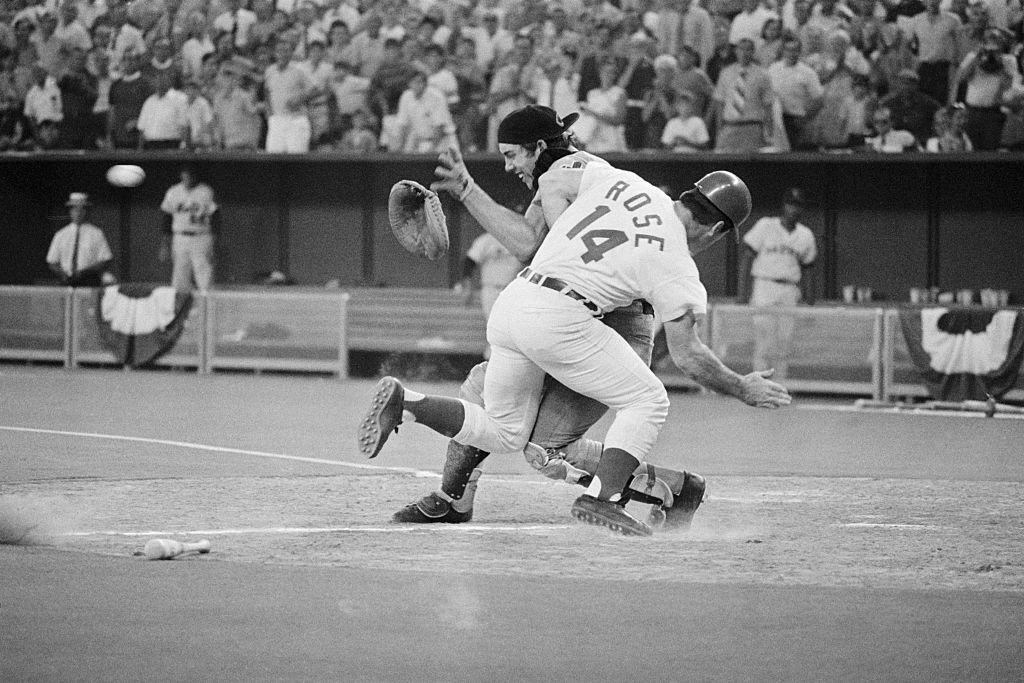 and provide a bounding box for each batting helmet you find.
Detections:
[693,171,752,232]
